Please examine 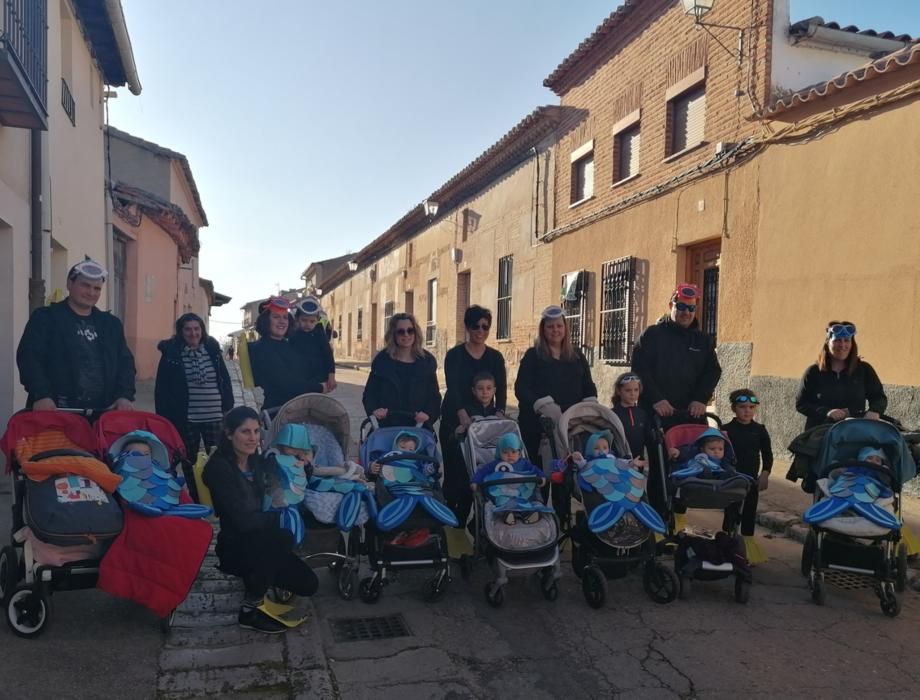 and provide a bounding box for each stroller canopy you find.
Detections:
[96,411,187,463]
[814,418,917,487]
[264,393,350,456]
[464,417,527,472]
[555,402,630,459]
